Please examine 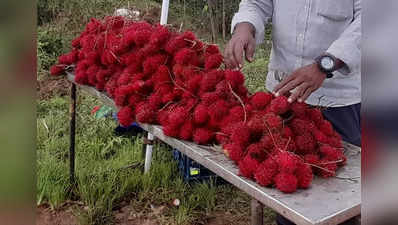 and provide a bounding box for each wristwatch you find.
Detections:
[315,53,337,79]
